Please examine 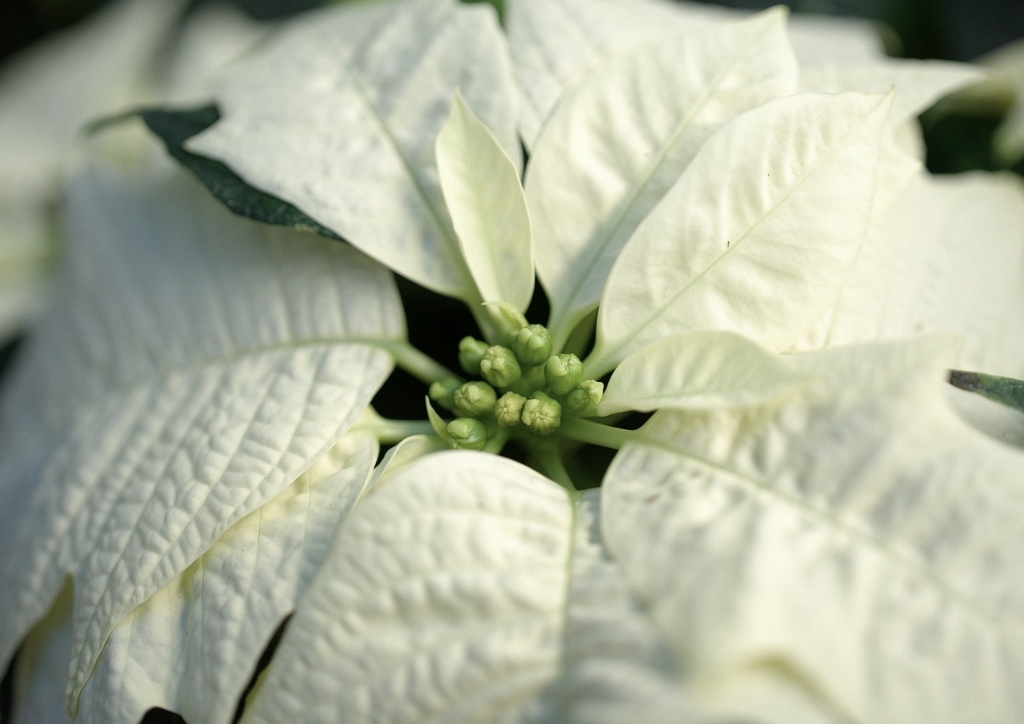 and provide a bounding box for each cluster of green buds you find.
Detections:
[428,322,604,450]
